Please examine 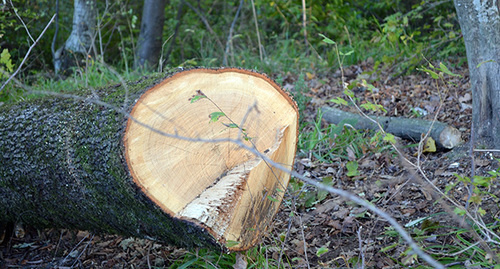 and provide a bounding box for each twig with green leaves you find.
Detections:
[190,89,253,142]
